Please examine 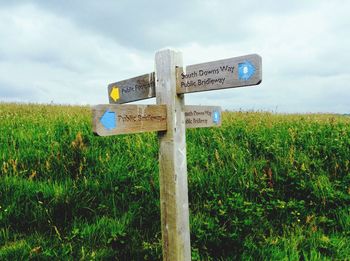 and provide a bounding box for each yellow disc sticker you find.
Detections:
[110,86,120,102]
